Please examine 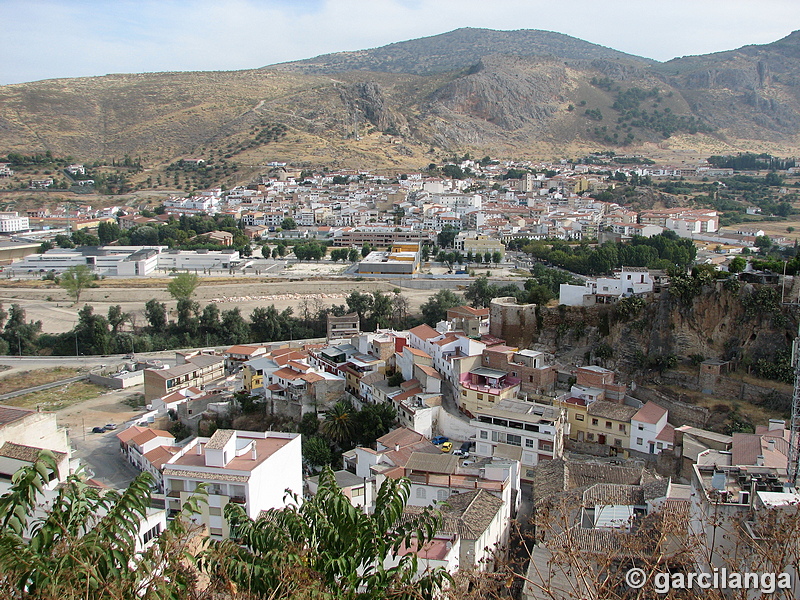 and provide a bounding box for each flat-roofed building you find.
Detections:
[144,354,226,401]
[163,429,302,538]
